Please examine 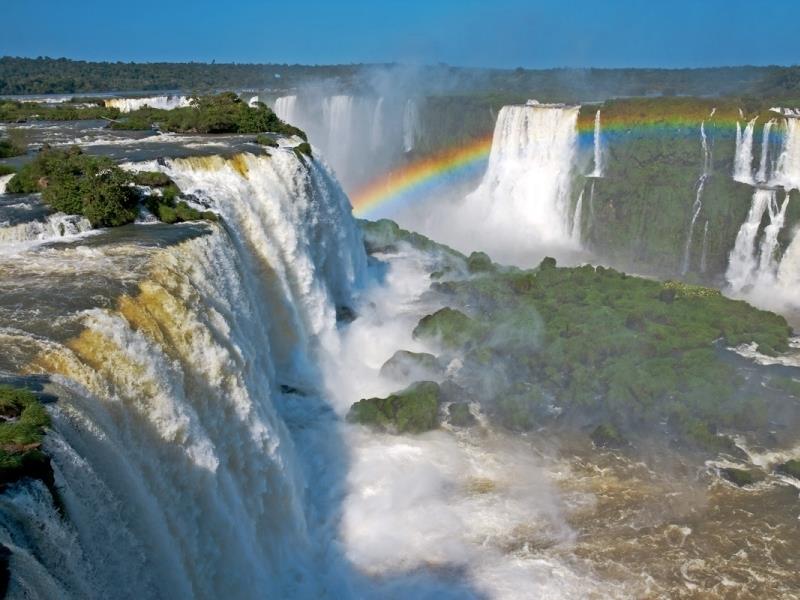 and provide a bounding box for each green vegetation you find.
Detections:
[293,142,312,158]
[0,99,119,123]
[110,93,307,138]
[413,307,481,349]
[413,256,792,449]
[347,381,441,434]
[447,403,476,427]
[7,146,140,227]
[254,134,278,147]
[7,147,216,227]
[0,164,15,176]
[0,130,26,158]
[776,459,800,480]
[0,386,52,490]
[590,424,627,448]
[720,467,764,487]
